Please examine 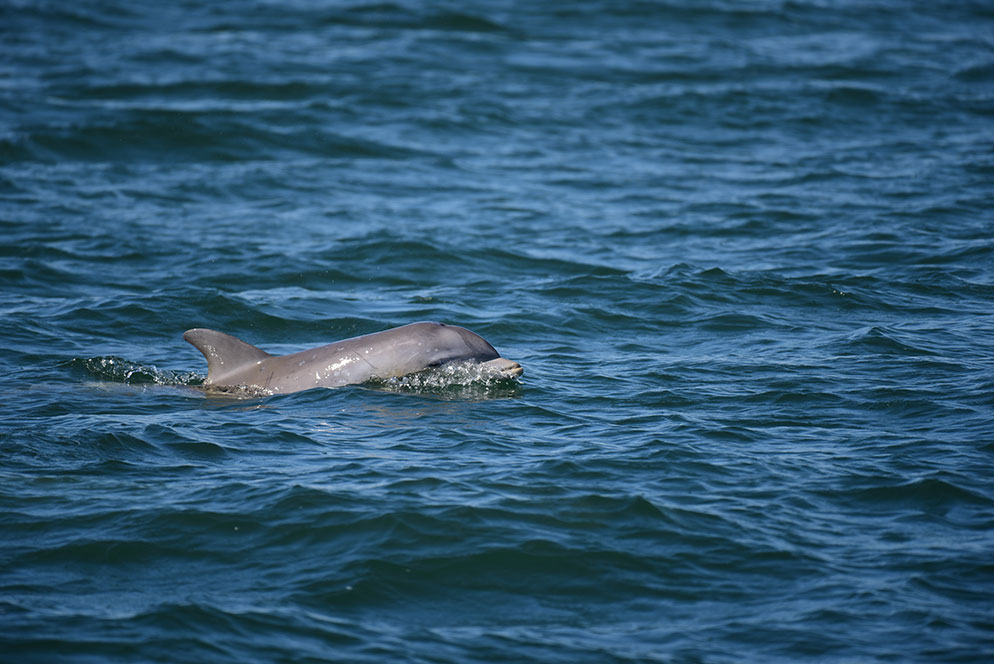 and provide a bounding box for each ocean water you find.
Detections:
[2,0,994,661]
